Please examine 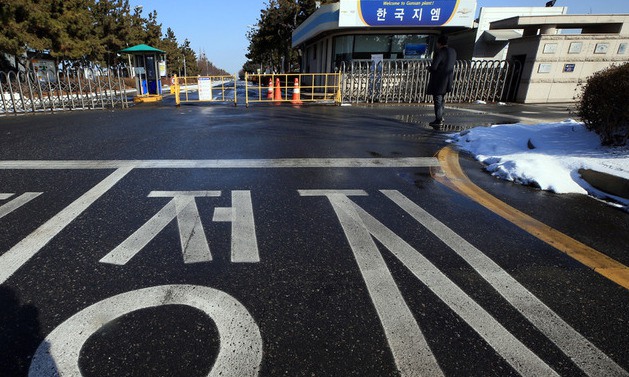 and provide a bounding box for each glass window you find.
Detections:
[329,33,434,62]
[333,35,354,64]
[392,35,430,59]
[354,35,391,53]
